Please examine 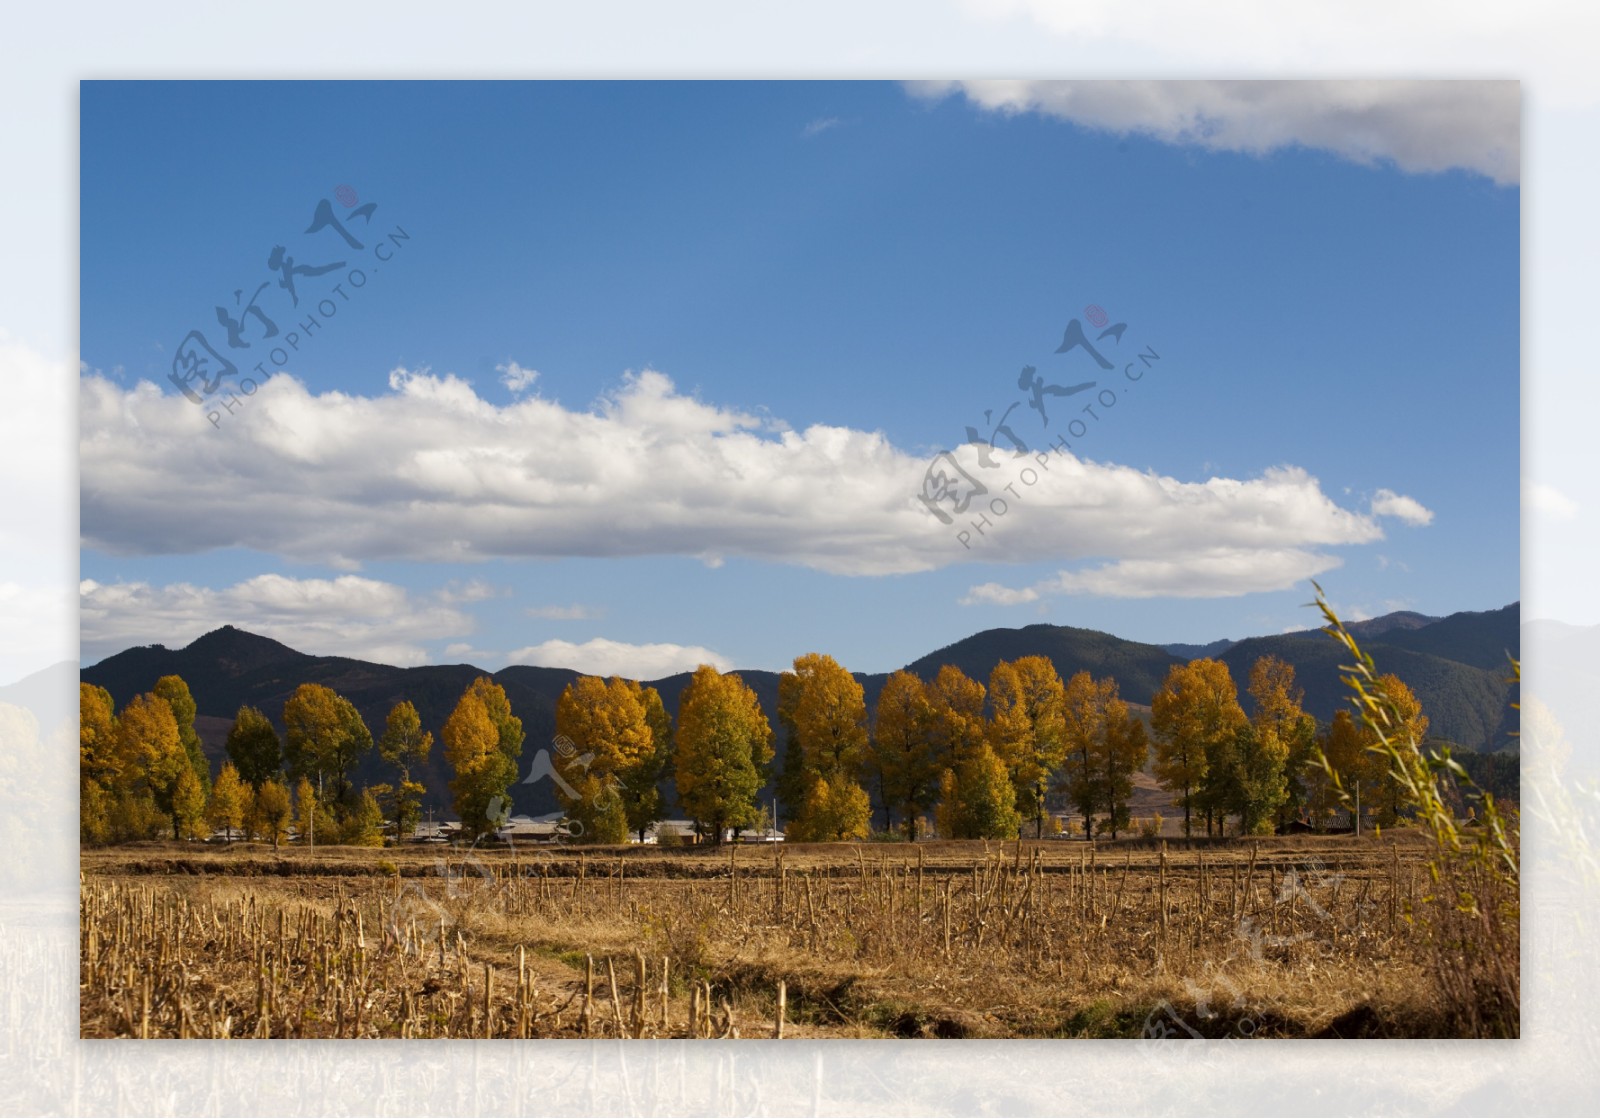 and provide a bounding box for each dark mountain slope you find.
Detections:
[80,602,1520,820]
